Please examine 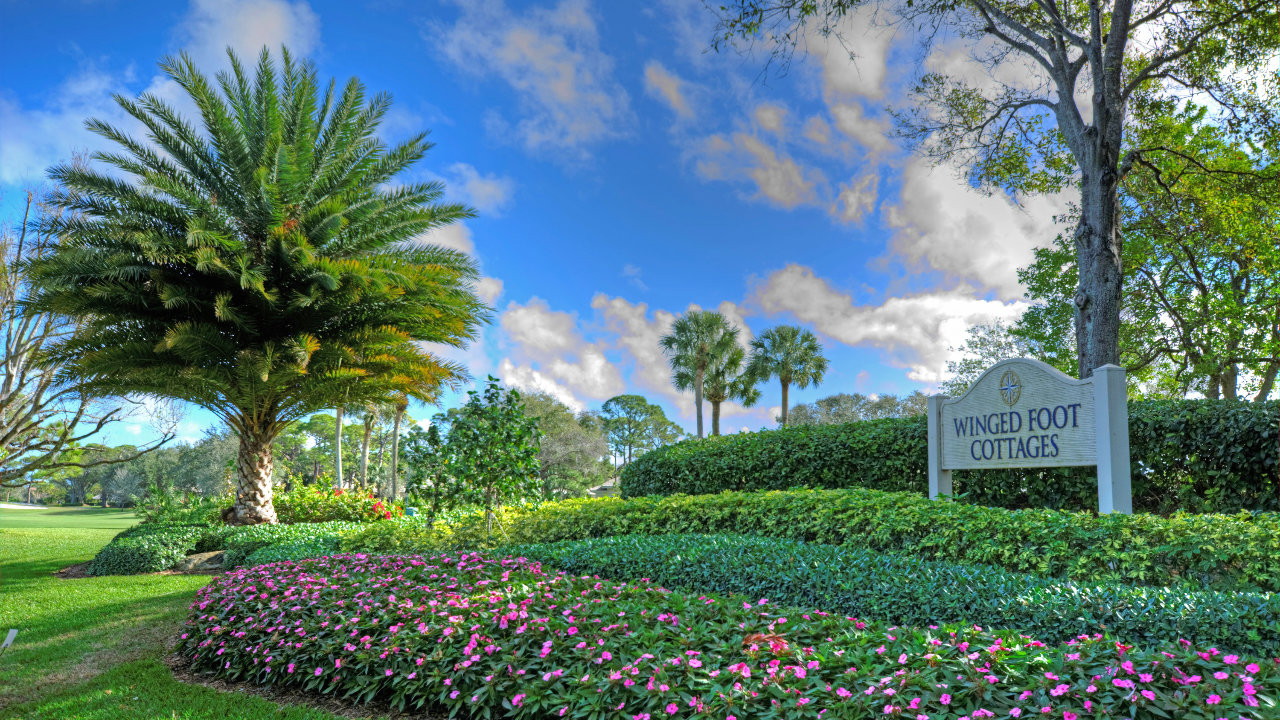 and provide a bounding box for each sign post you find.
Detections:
[927,358,1131,514]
